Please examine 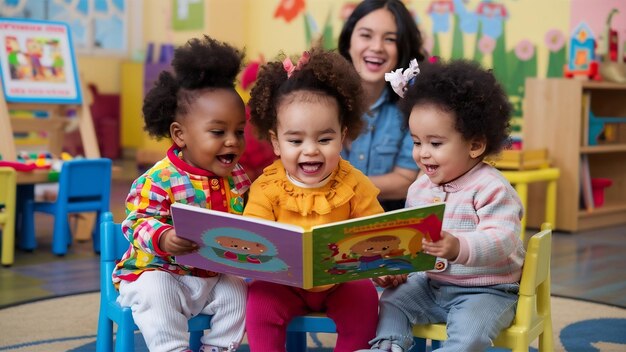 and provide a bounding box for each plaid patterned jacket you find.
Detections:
[113,145,250,286]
